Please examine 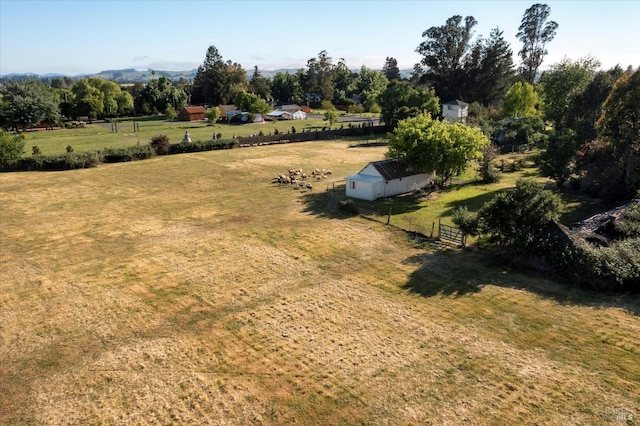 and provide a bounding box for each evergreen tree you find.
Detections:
[383,57,401,81]
[191,45,246,106]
